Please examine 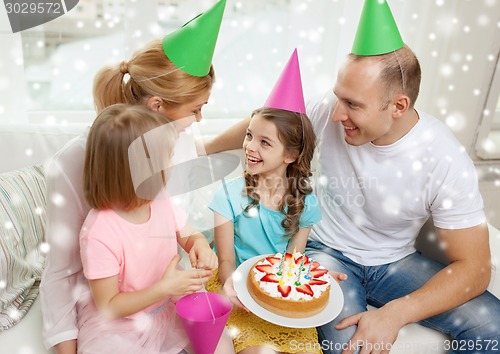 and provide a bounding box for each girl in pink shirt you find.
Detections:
[78,104,234,354]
